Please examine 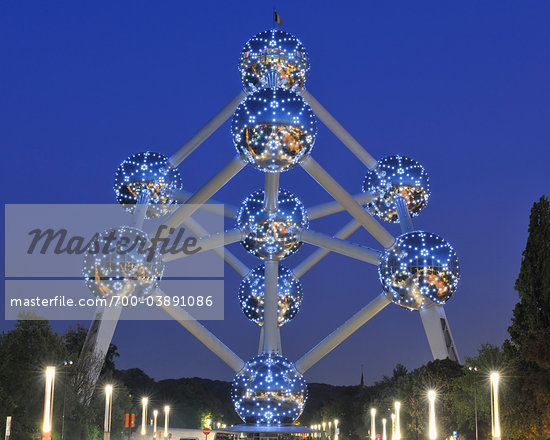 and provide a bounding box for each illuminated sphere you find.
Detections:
[239,29,310,91]
[236,188,308,260]
[114,151,183,219]
[362,155,430,223]
[232,88,317,172]
[82,226,164,301]
[379,231,460,311]
[239,265,303,327]
[231,354,307,425]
